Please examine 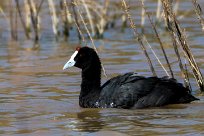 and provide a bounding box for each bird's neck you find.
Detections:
[81,64,101,94]
[79,61,102,107]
